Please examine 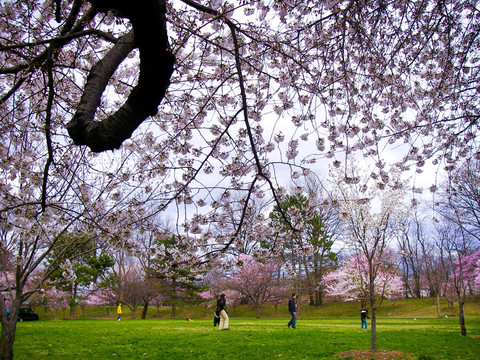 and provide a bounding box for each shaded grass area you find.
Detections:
[11,317,480,359]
